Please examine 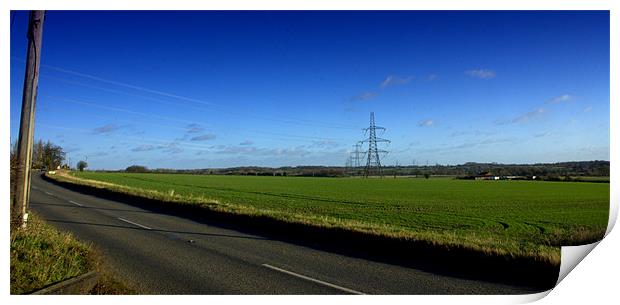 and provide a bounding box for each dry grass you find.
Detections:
[10,210,134,294]
[10,212,92,294]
